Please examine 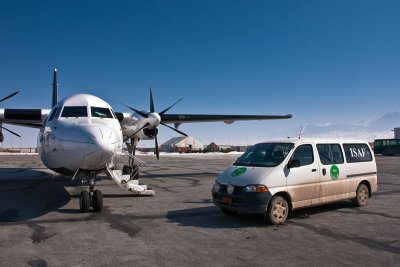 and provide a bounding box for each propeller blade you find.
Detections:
[0,126,21,137]
[122,104,149,118]
[0,91,19,103]
[127,122,150,139]
[150,85,155,113]
[159,98,183,115]
[160,122,188,137]
[155,135,159,159]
